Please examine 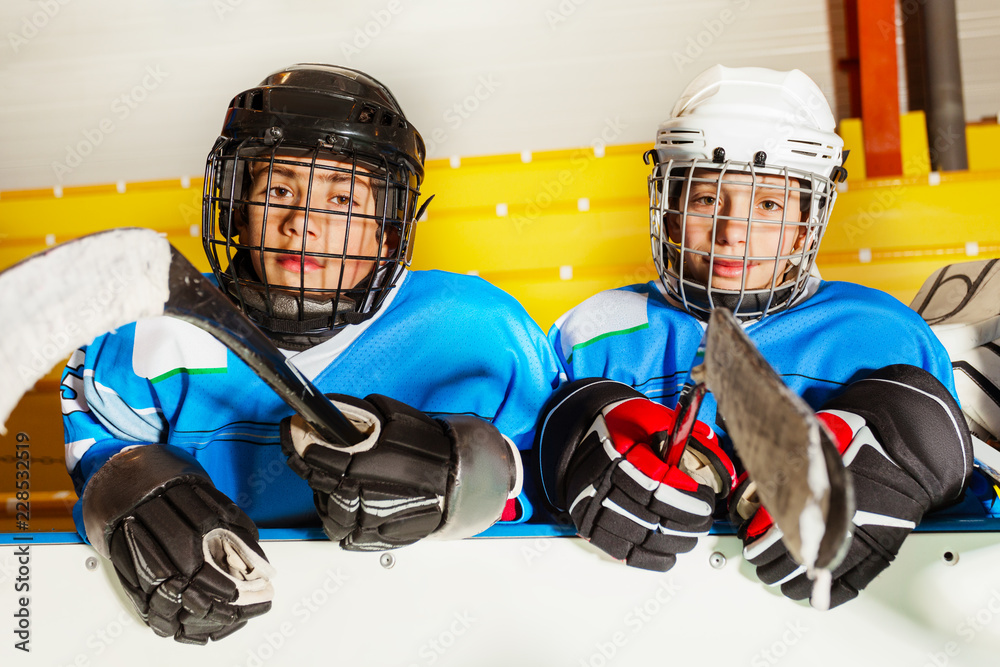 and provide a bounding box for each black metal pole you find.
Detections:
[921,0,969,171]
